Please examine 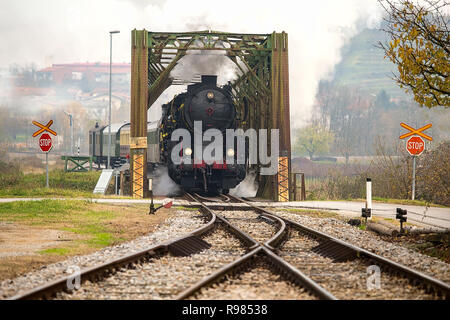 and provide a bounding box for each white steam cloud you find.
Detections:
[0,0,384,128]
[152,166,182,196]
[230,171,258,198]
